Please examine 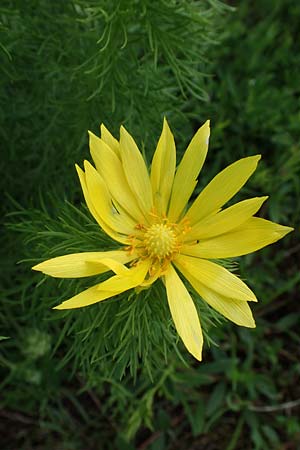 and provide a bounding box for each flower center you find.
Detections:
[144,223,177,259]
